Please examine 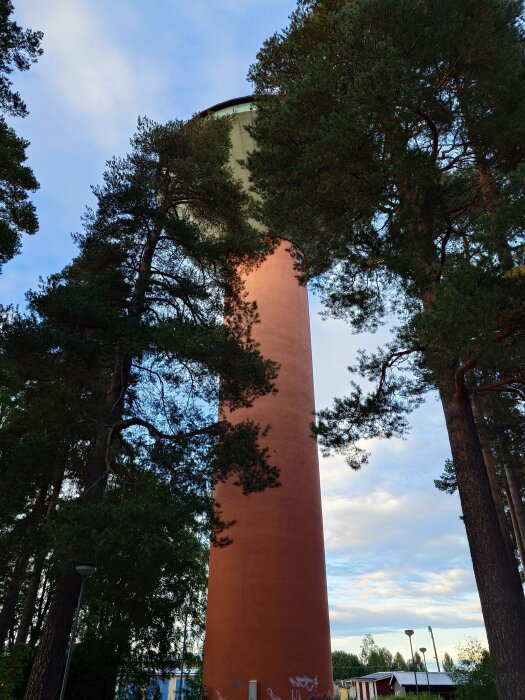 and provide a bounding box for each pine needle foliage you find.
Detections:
[248,1,525,696]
